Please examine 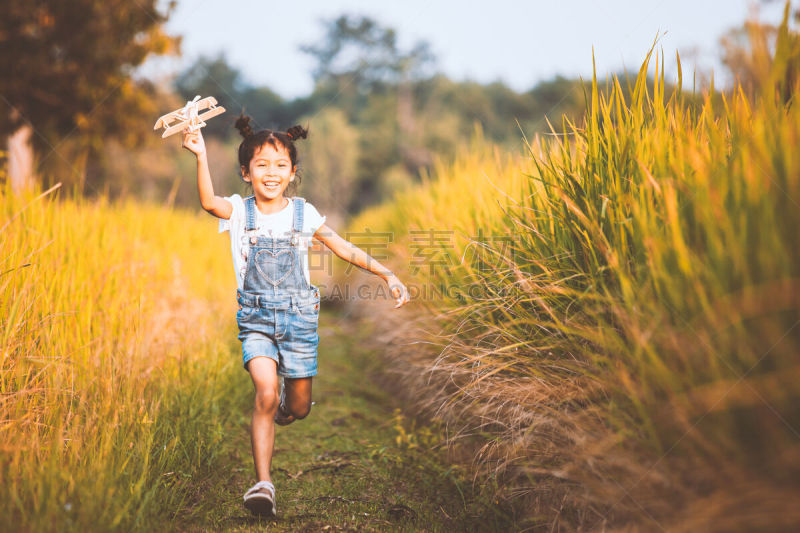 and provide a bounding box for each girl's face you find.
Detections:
[241,142,295,202]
